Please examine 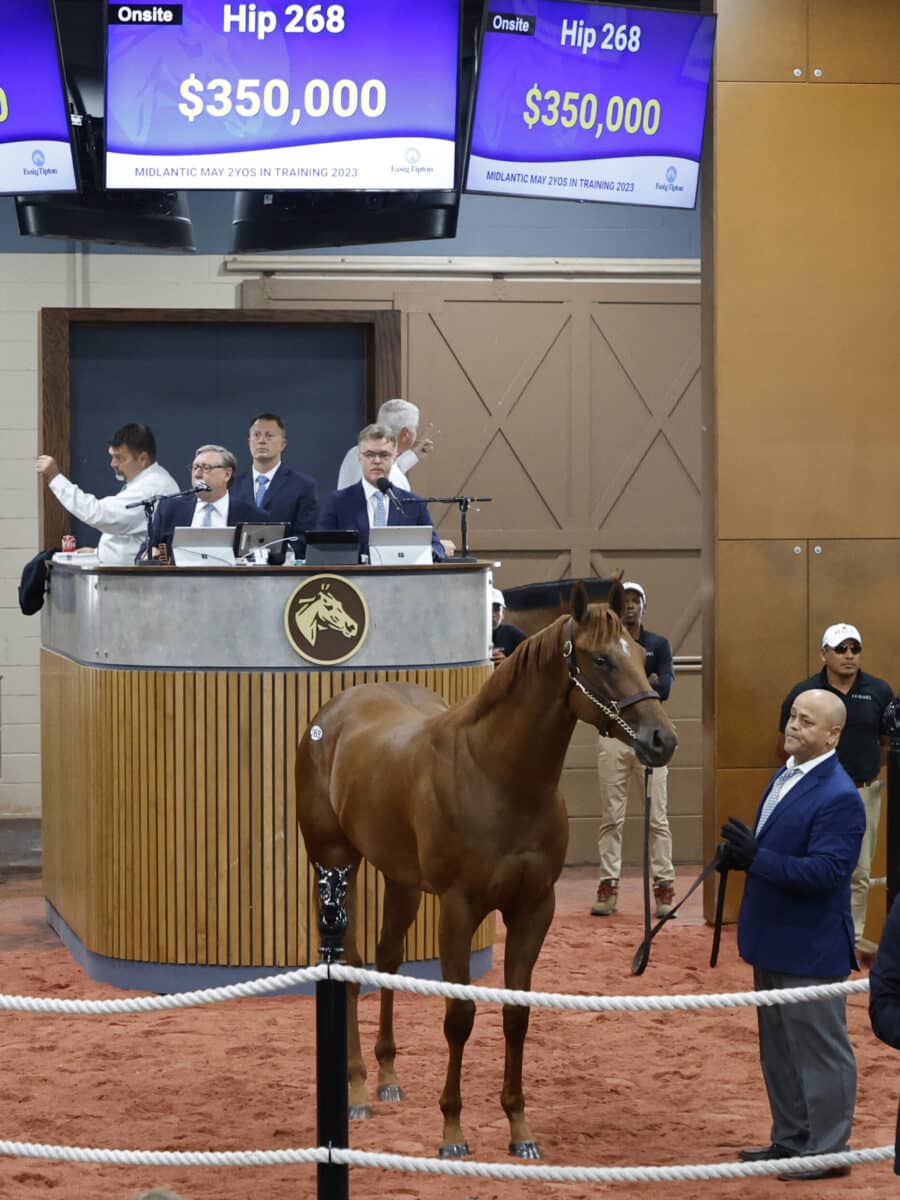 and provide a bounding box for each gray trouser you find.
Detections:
[753,966,856,1155]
